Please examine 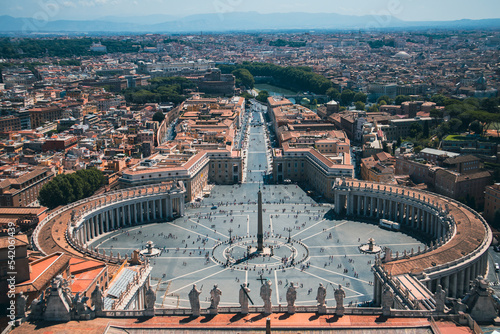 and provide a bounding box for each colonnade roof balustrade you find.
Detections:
[32,182,181,259]
[339,180,491,277]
